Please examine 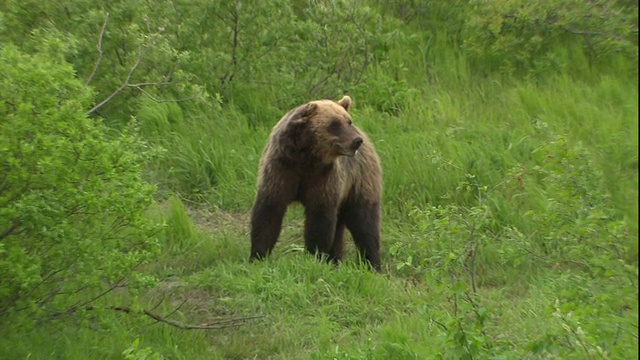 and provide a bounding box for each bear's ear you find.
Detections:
[338,95,352,112]
[280,103,317,158]
[288,102,318,123]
